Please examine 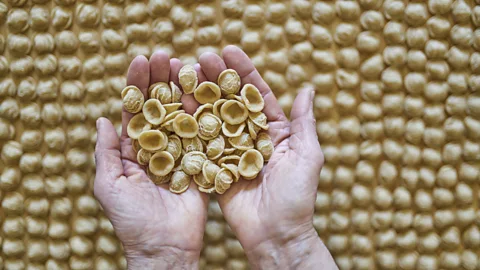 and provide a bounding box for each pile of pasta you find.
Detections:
[122,66,274,194]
